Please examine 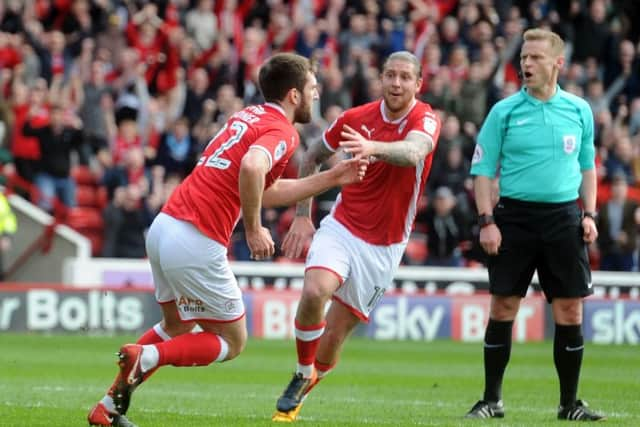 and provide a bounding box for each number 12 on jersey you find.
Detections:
[197,121,249,170]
